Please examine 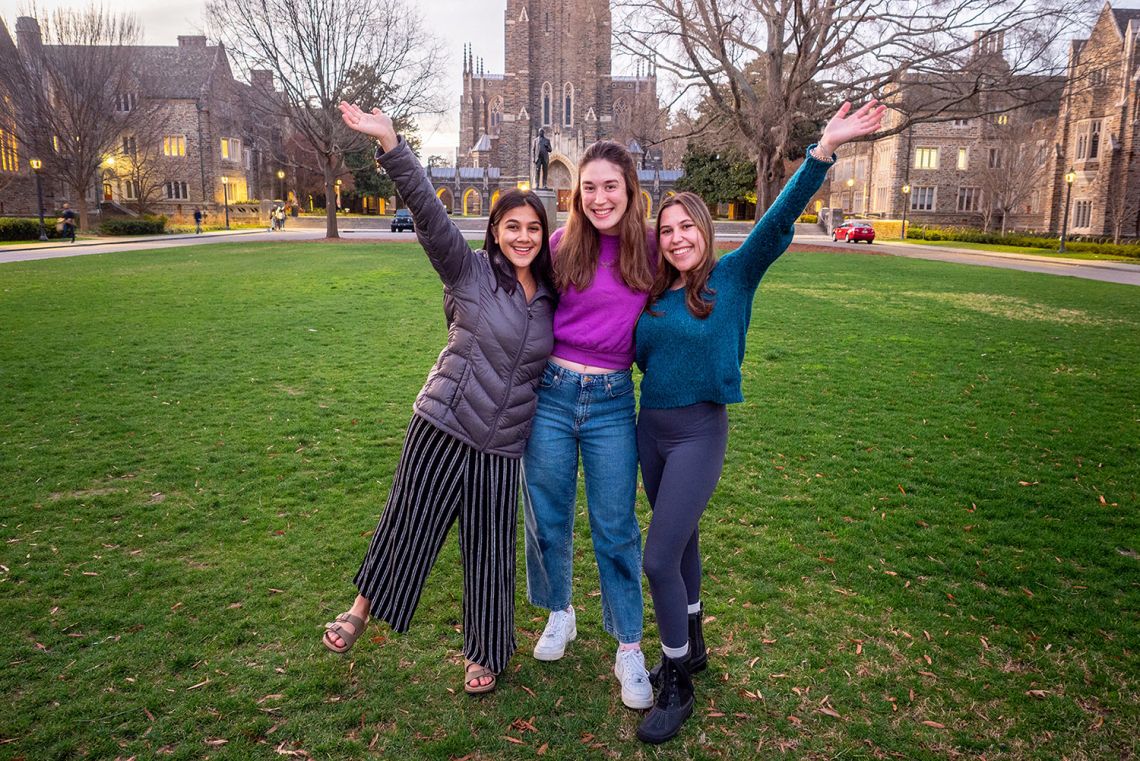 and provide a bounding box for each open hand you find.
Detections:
[818,100,887,155]
[338,101,397,153]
